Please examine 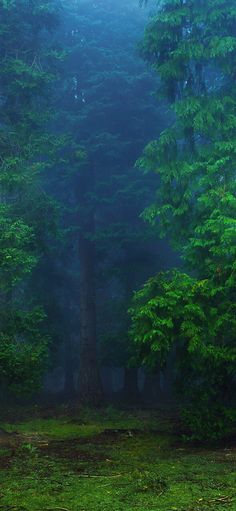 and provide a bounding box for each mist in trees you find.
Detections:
[0,0,235,440]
